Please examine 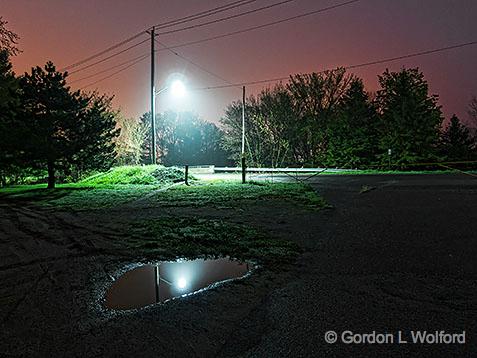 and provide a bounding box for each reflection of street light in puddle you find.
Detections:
[177,277,187,290]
